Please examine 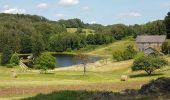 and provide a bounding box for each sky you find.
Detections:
[0,0,170,25]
